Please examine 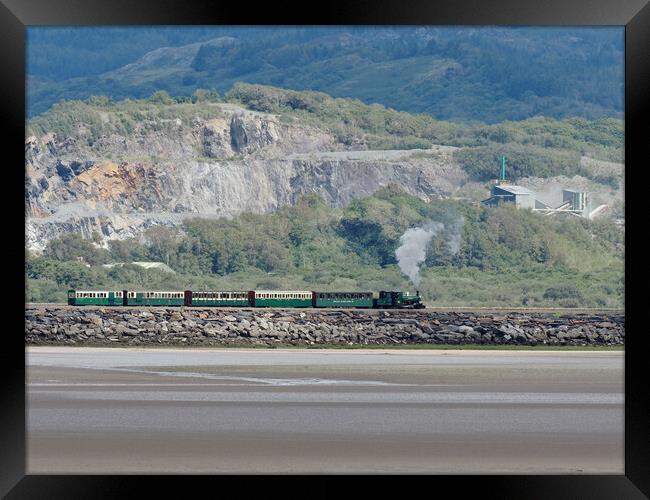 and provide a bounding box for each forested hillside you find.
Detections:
[26,188,624,307]
[27,27,623,122]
